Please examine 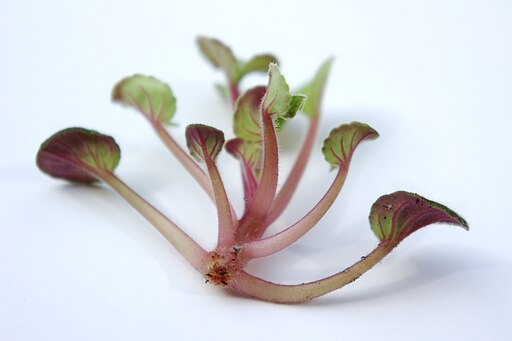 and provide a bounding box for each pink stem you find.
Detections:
[153,123,213,200]
[229,82,240,106]
[152,123,238,228]
[230,242,394,303]
[204,157,235,248]
[100,171,208,272]
[267,116,320,224]
[240,162,258,209]
[243,165,348,259]
[237,112,279,241]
